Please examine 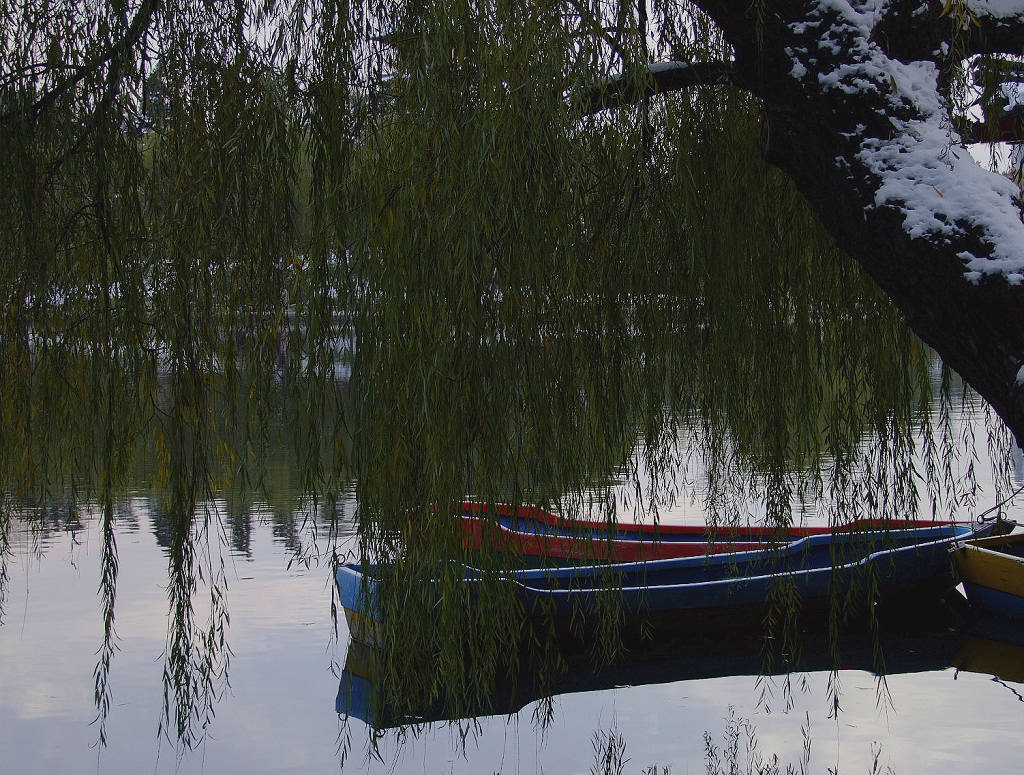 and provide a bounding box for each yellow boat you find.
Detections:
[952,532,1024,617]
